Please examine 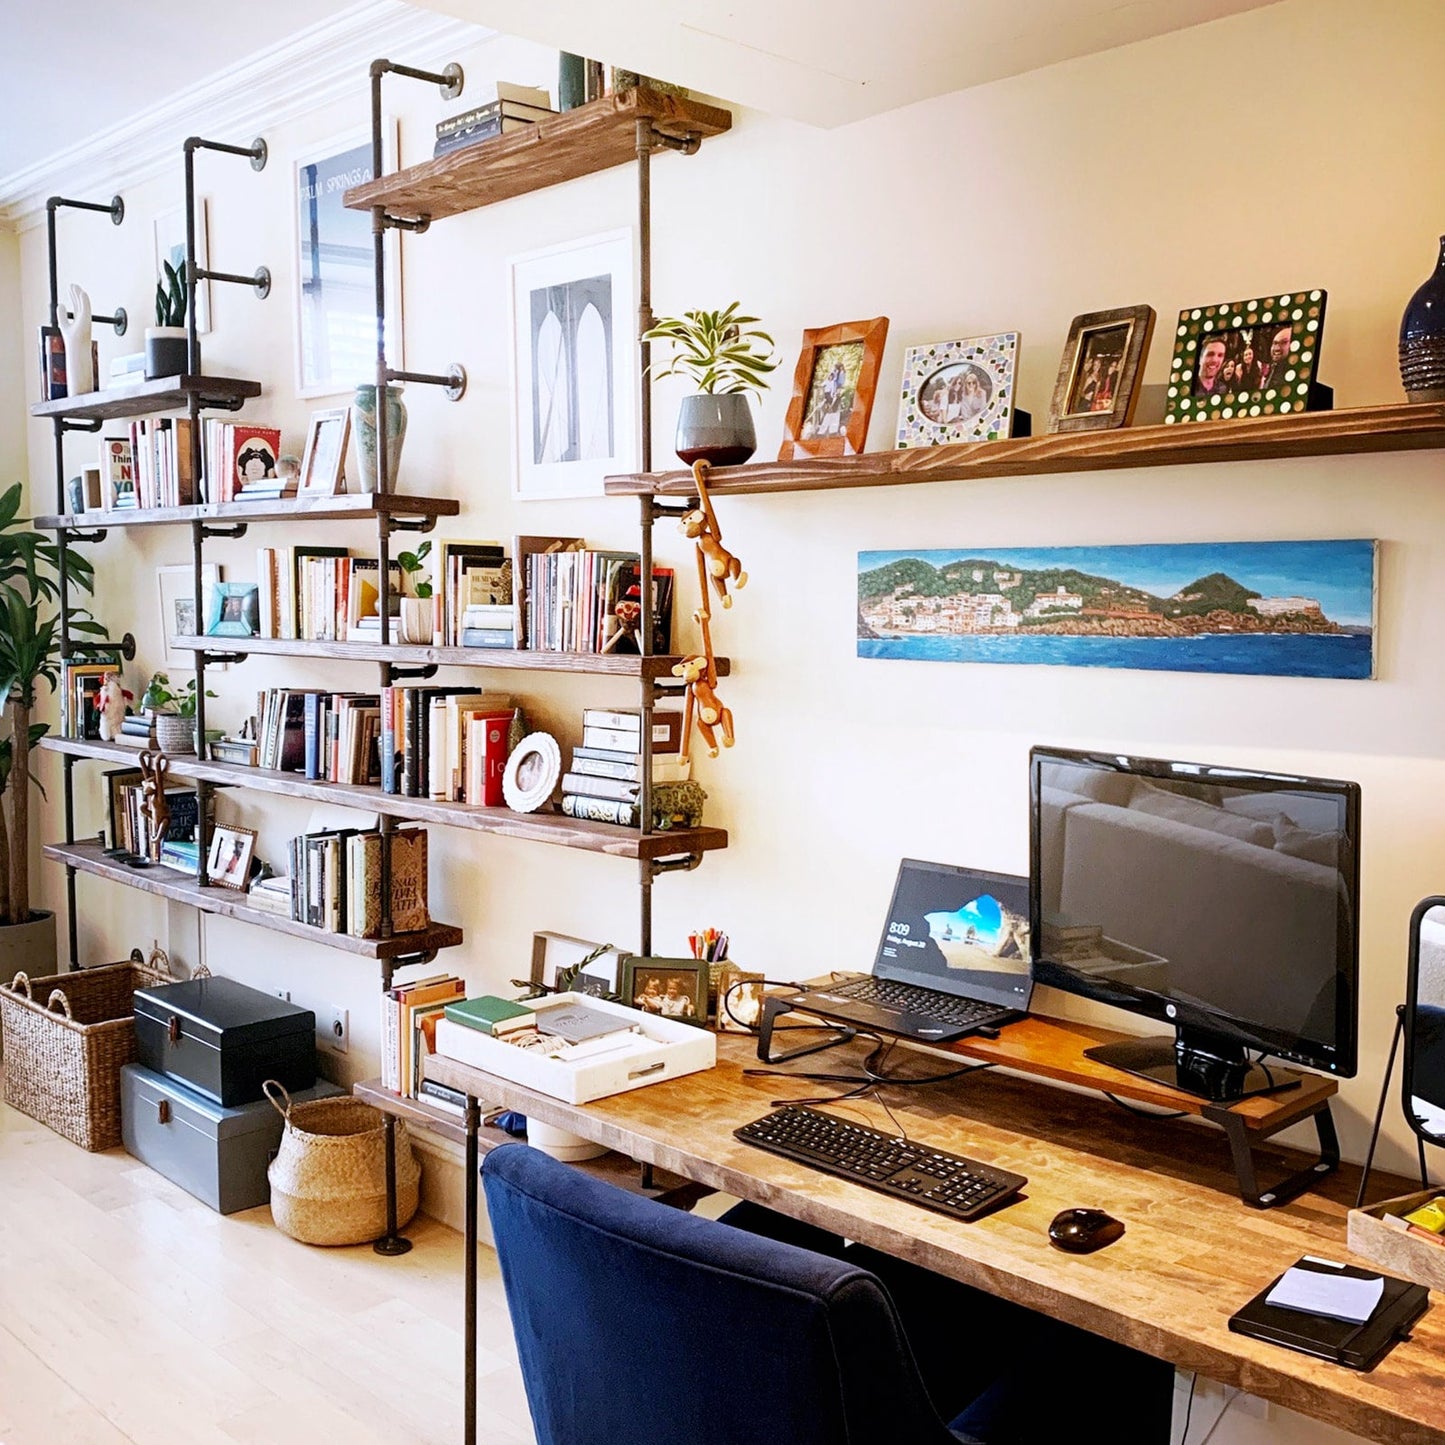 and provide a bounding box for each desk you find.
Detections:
[427,1035,1445,1445]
